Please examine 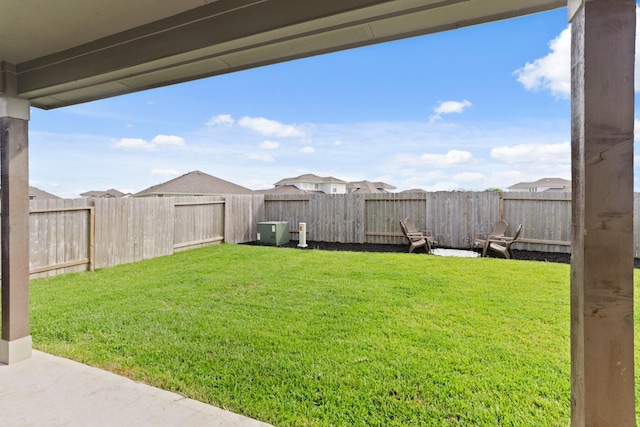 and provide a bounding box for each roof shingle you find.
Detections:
[135,171,254,196]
